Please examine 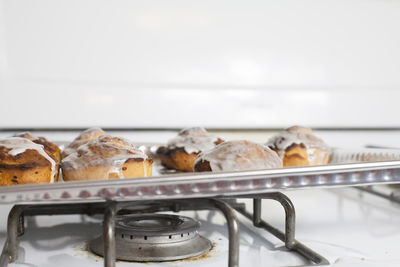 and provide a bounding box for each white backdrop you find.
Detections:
[1,0,399,128]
